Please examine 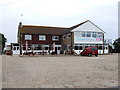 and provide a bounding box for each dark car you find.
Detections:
[80,46,98,57]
